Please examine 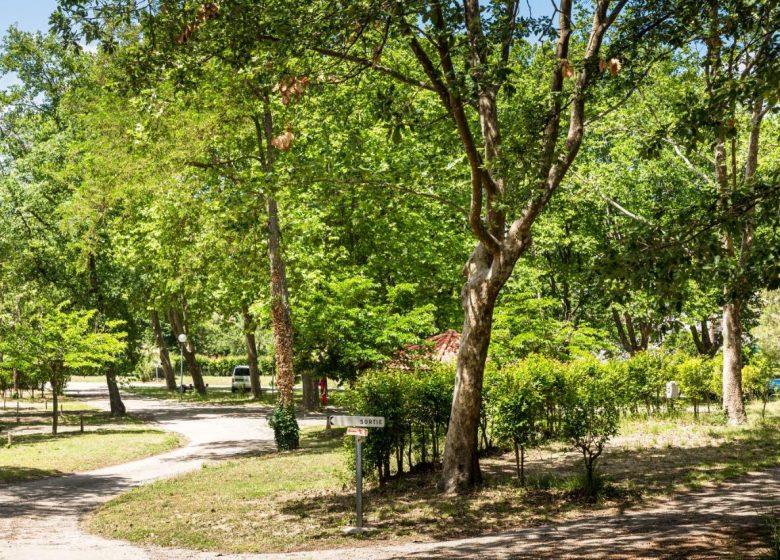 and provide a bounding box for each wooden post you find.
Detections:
[45,398,48,410]
[16,401,20,424]
[80,412,84,433]
[6,431,11,446]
